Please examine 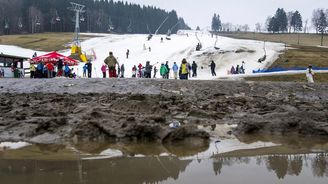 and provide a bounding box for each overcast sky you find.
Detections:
[115,0,328,30]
